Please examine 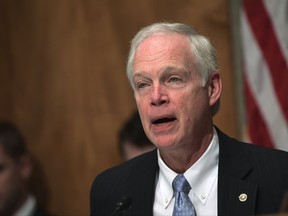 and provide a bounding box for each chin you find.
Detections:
[153,137,178,149]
